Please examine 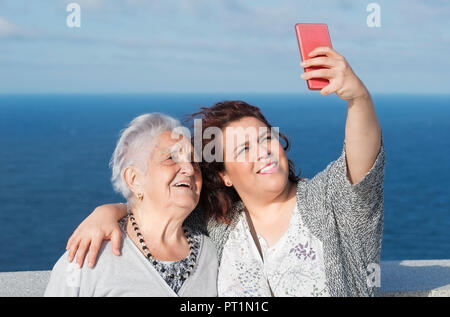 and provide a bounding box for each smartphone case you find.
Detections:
[295,23,332,90]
